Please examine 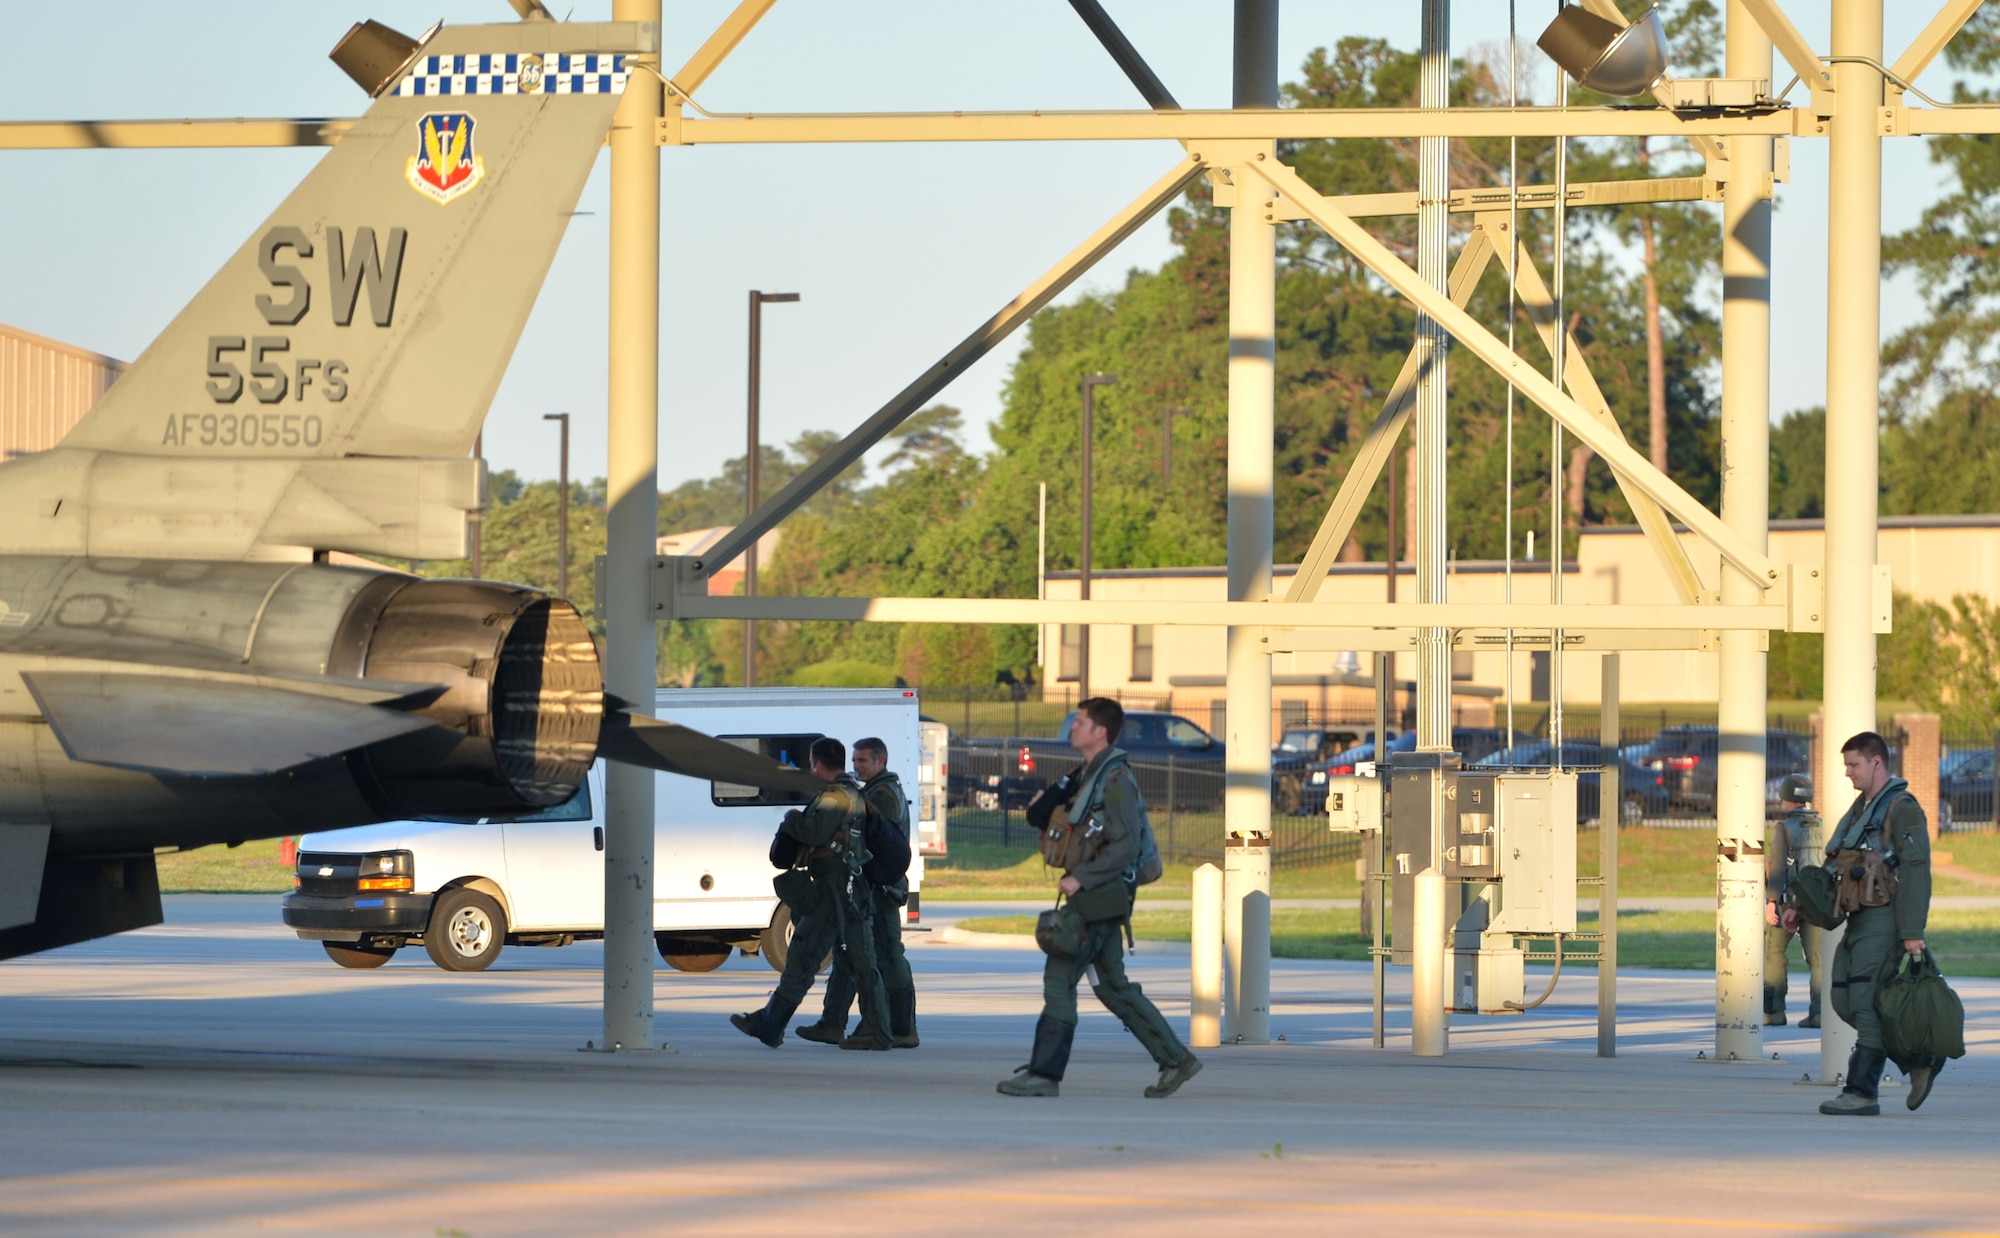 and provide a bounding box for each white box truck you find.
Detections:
[281,688,924,973]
